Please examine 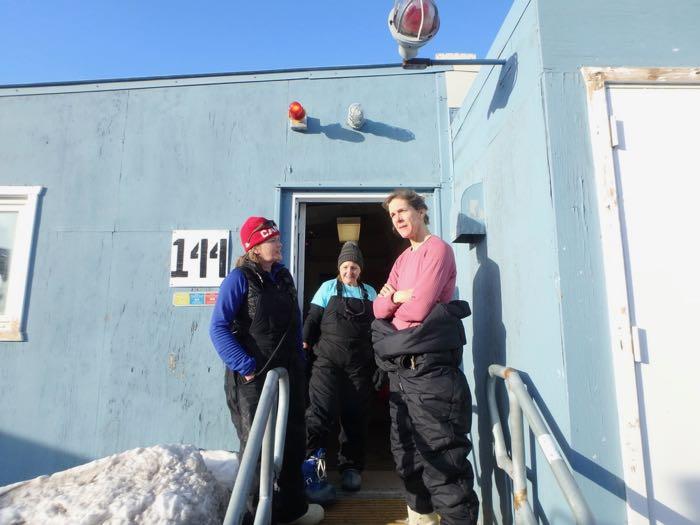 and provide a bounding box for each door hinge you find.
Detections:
[631,325,643,363]
[608,115,620,149]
